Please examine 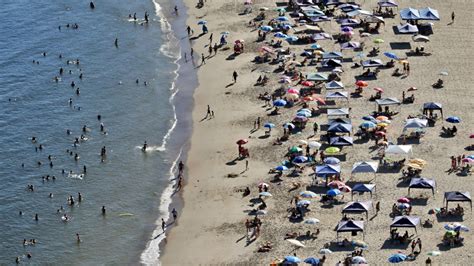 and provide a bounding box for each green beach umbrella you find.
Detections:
[374,38,384,44]
[427,251,441,256]
[325,147,340,154]
[289,146,303,153]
